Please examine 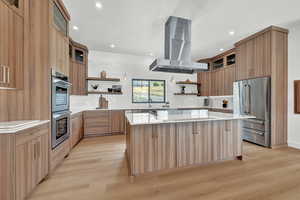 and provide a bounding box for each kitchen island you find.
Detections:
[125,109,255,176]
